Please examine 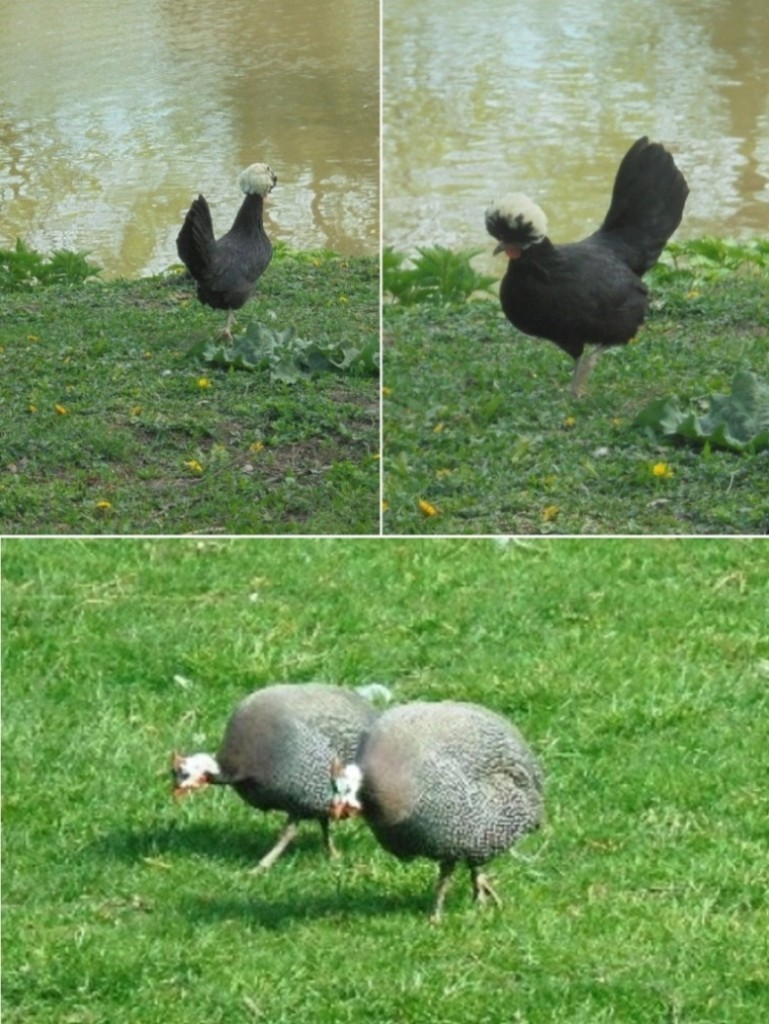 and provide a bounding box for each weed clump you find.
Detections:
[0,238,102,291]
